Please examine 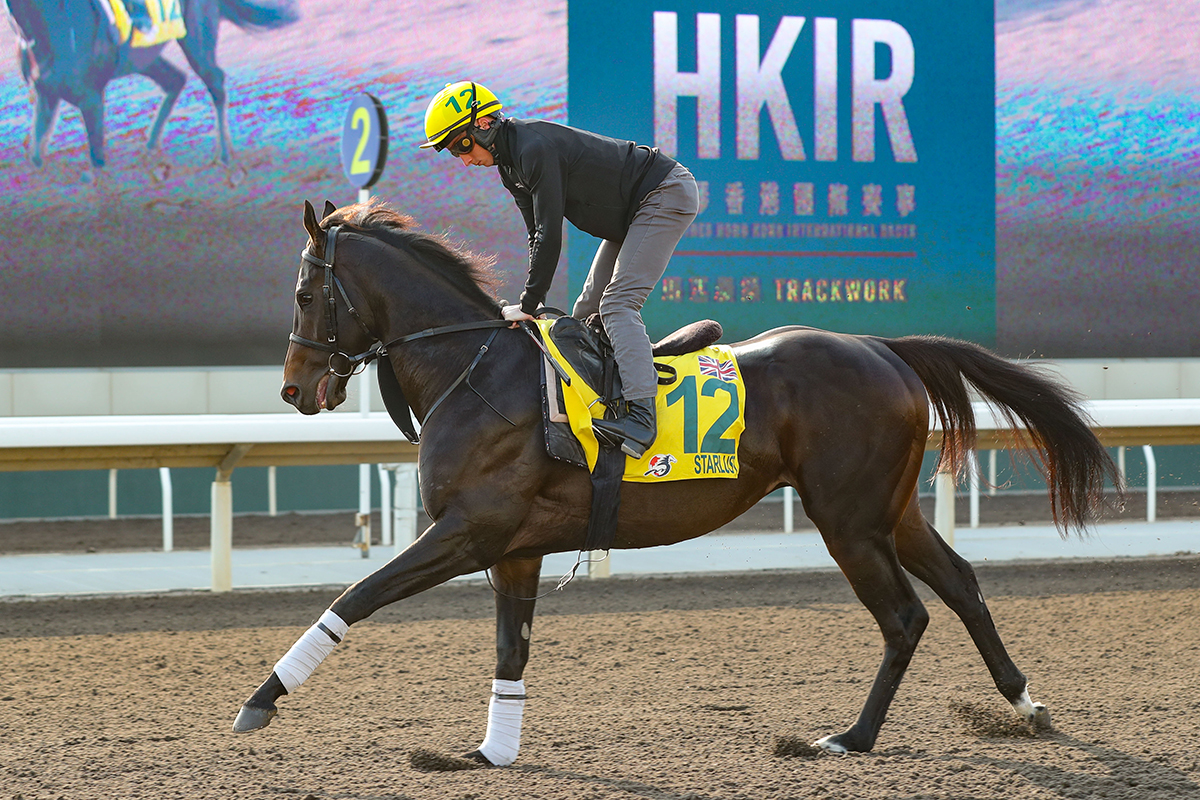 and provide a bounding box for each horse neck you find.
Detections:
[362,244,501,421]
